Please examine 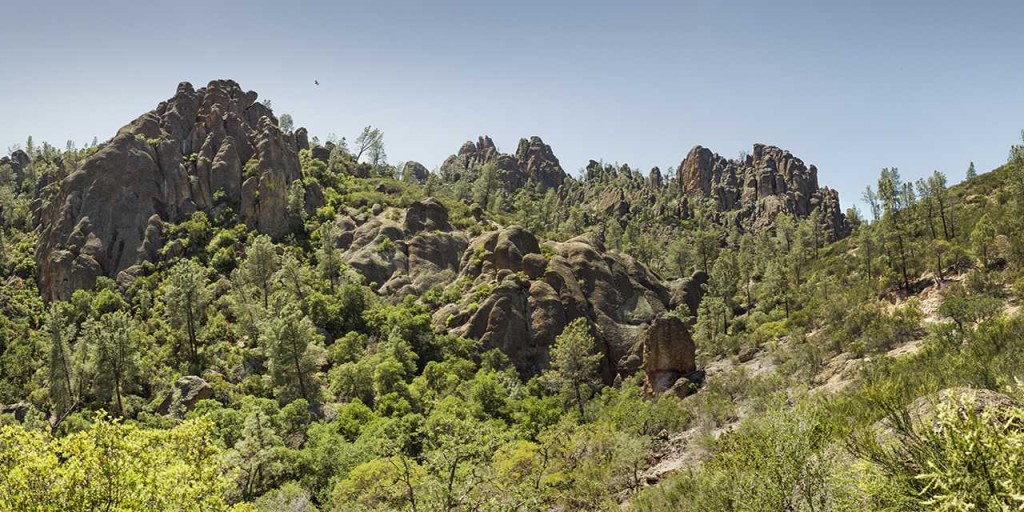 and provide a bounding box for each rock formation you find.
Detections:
[333,198,468,298]
[440,135,567,193]
[642,315,696,394]
[401,161,430,183]
[514,136,566,190]
[36,80,320,300]
[434,228,672,380]
[677,143,848,239]
[157,375,214,415]
[0,149,31,189]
